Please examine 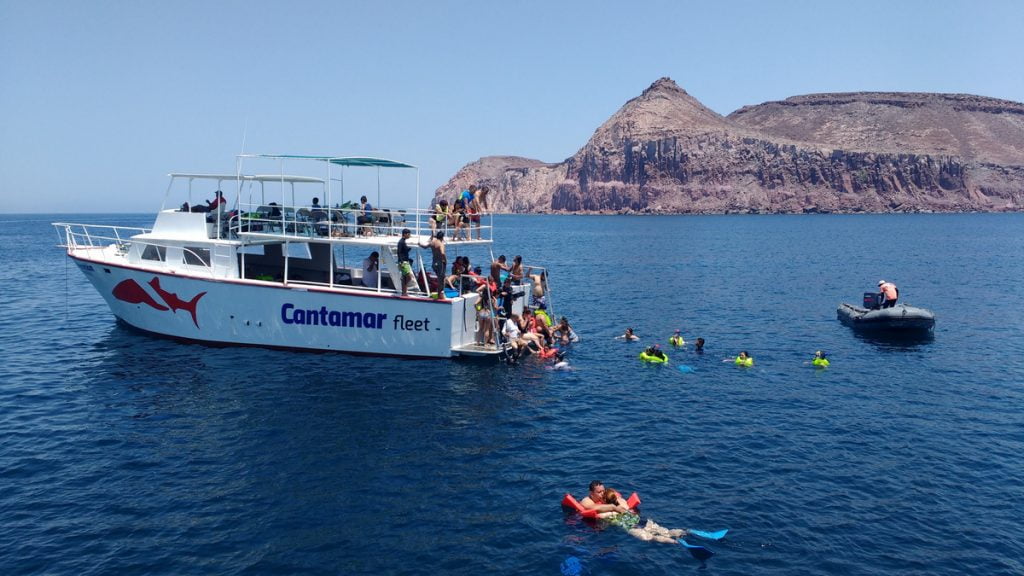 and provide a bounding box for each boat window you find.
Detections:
[285,243,312,260]
[183,247,211,266]
[141,244,166,261]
